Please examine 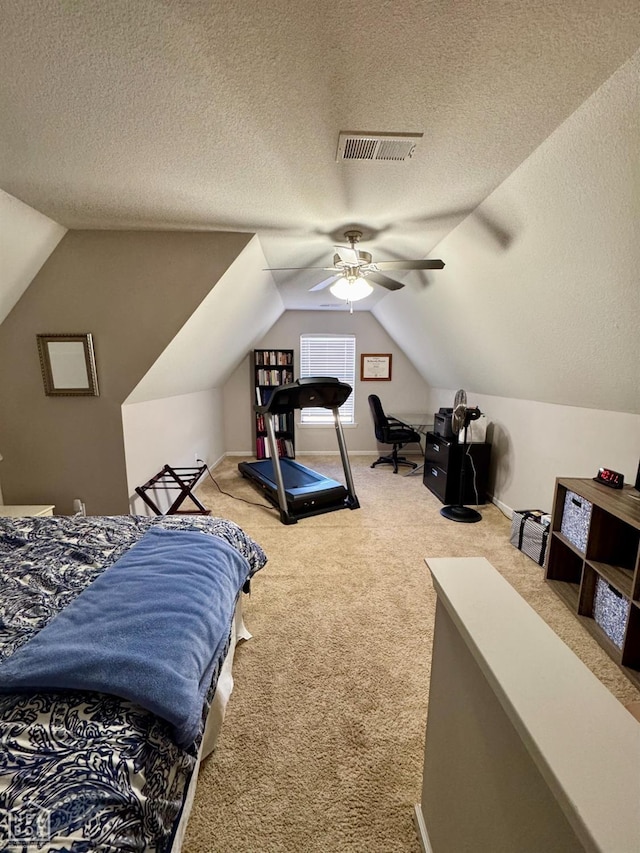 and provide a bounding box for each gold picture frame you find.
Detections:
[360,353,392,381]
[37,333,99,396]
